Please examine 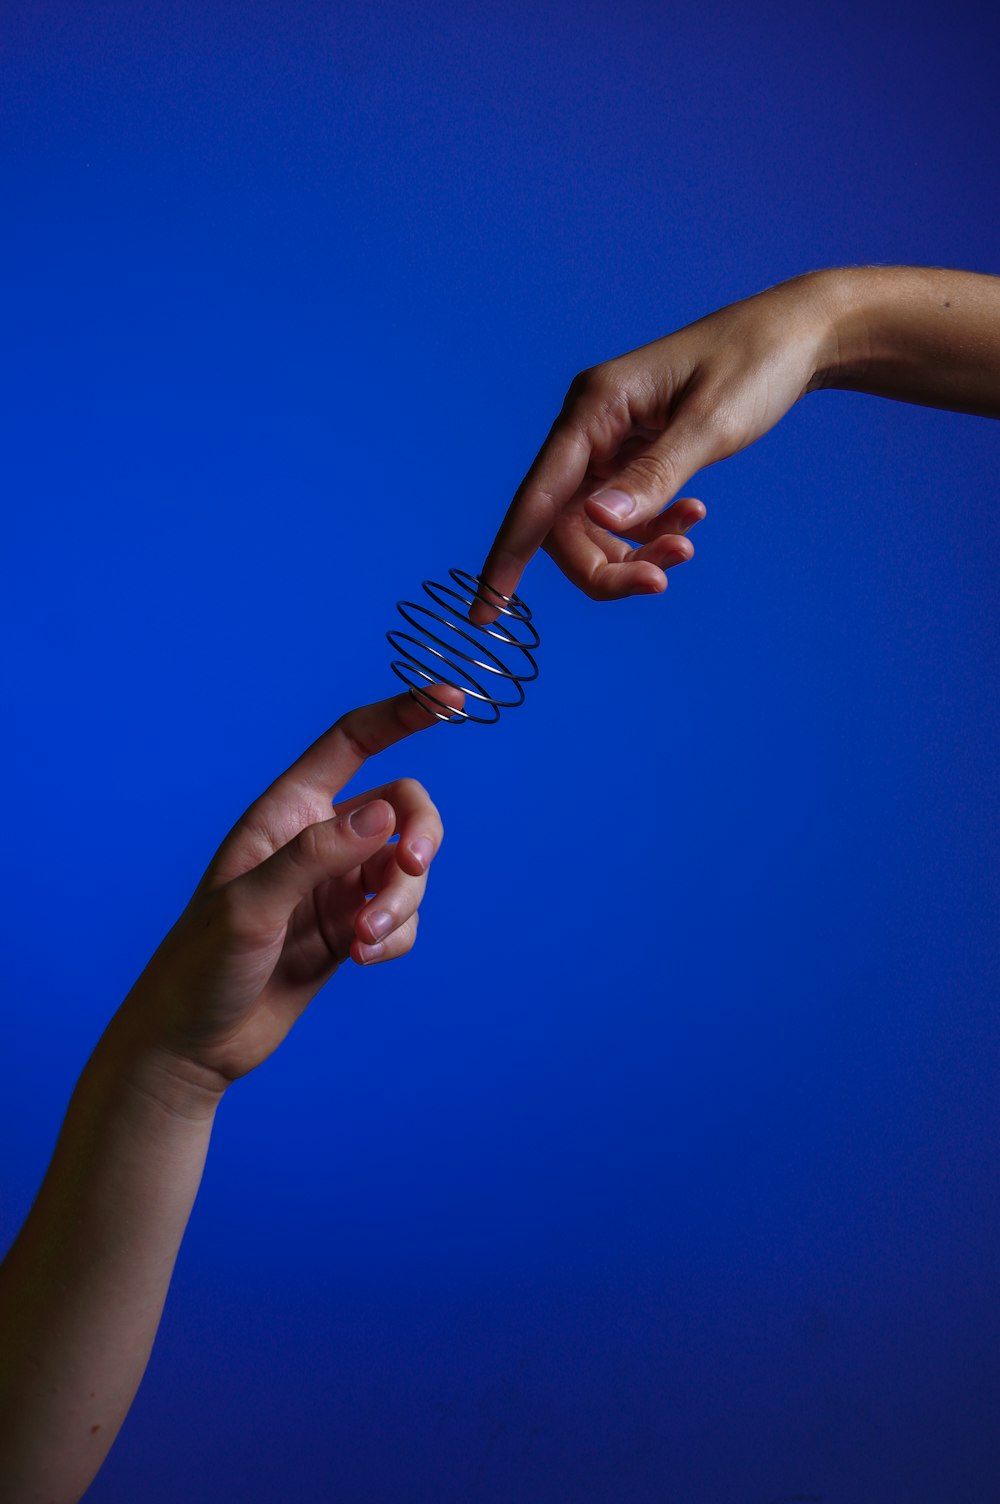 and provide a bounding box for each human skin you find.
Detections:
[472,265,1000,619]
[0,686,460,1504]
